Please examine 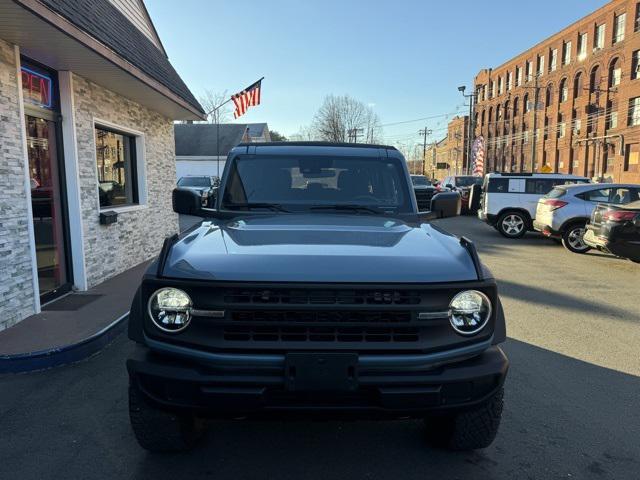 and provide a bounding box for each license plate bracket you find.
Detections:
[285,353,358,392]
